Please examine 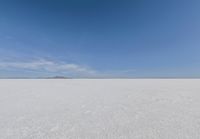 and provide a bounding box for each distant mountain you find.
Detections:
[47,76,70,79]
